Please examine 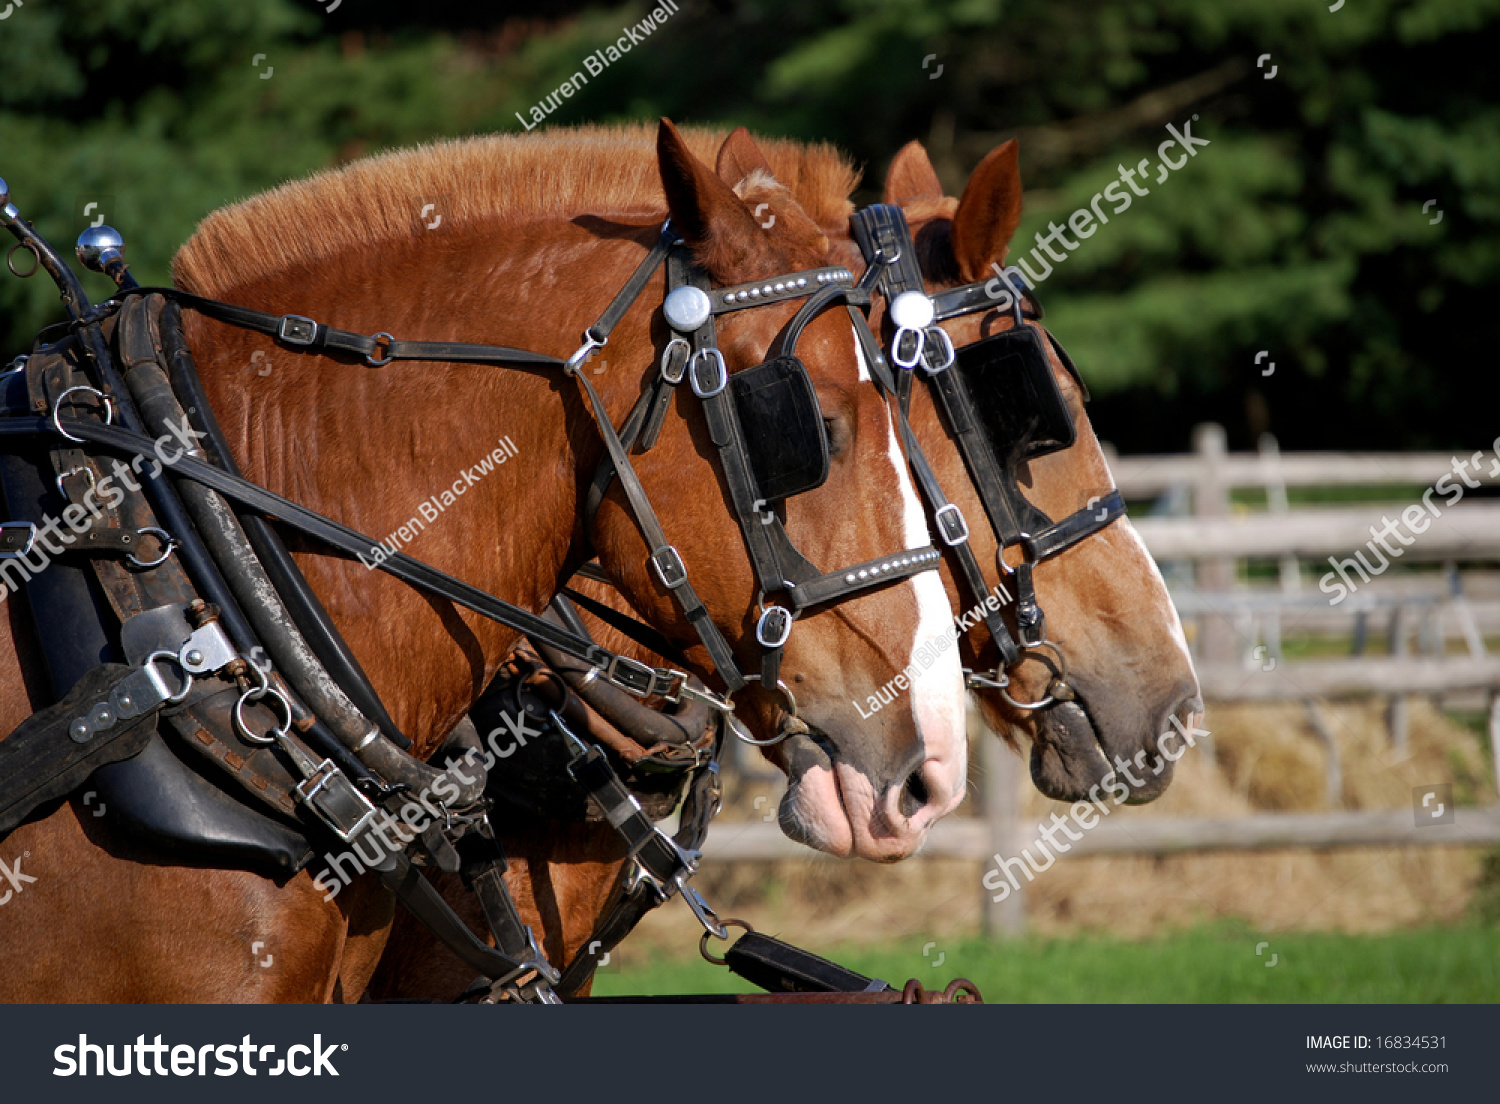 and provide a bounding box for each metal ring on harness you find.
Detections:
[7,242,39,278]
[234,684,294,746]
[699,917,754,966]
[126,526,178,569]
[365,332,395,367]
[143,649,194,705]
[754,603,794,649]
[728,678,799,746]
[564,330,607,375]
[51,385,115,443]
[998,640,1069,712]
[1,355,27,378]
